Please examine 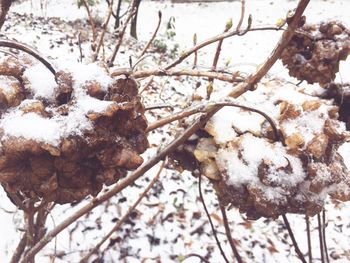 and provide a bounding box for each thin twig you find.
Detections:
[144,103,174,111]
[146,101,283,144]
[113,68,244,83]
[0,0,12,30]
[81,0,97,45]
[93,1,113,61]
[165,26,281,70]
[183,253,211,263]
[207,19,232,99]
[79,161,166,263]
[229,0,310,97]
[219,202,243,263]
[236,0,246,31]
[322,209,329,263]
[317,213,325,263]
[139,11,162,57]
[20,108,218,263]
[193,33,198,69]
[77,32,83,62]
[211,19,232,77]
[305,215,312,263]
[0,39,57,75]
[10,233,28,263]
[108,0,137,66]
[199,174,229,263]
[139,76,154,94]
[282,214,307,263]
